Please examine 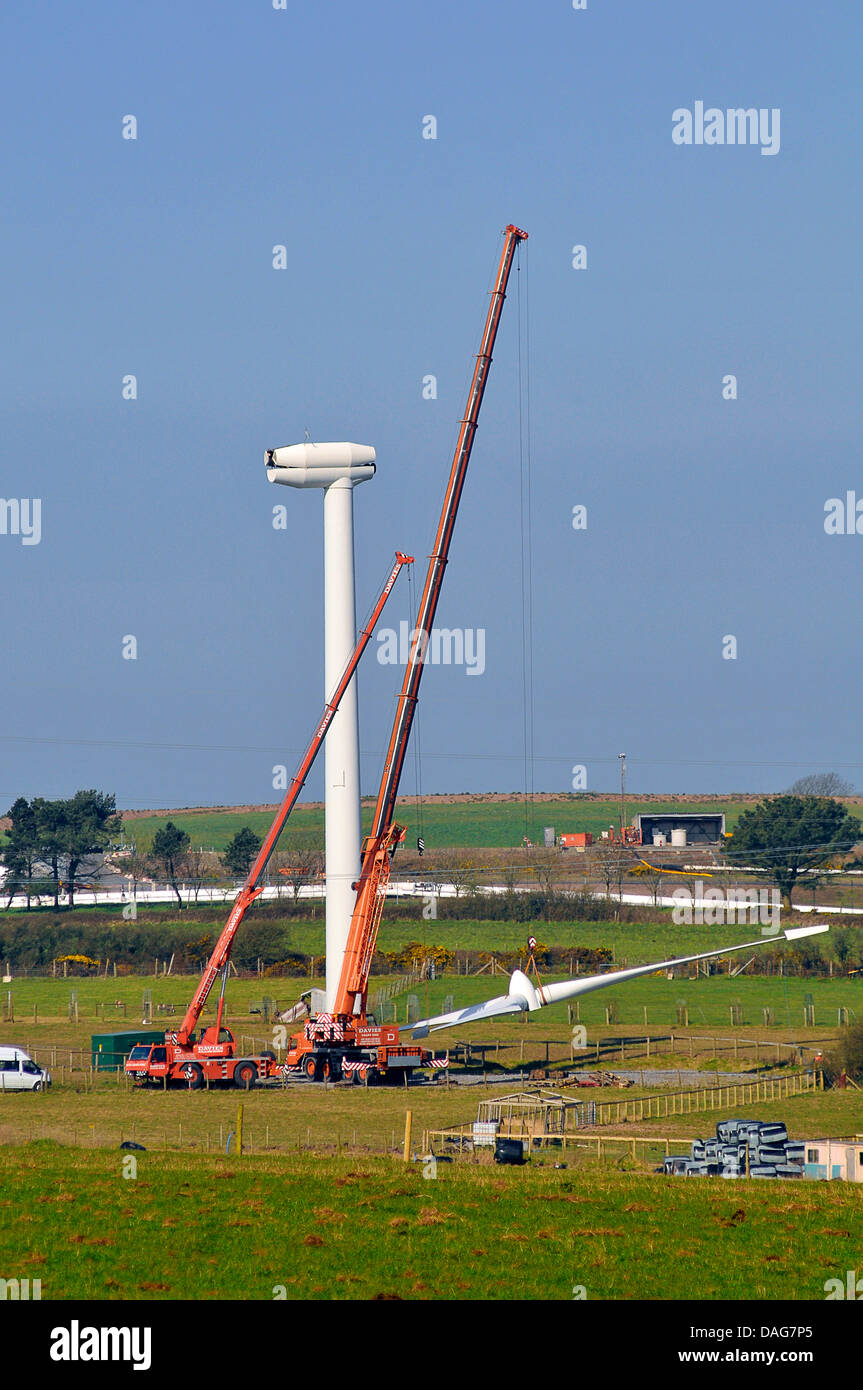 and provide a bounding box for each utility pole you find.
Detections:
[619,752,627,837]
